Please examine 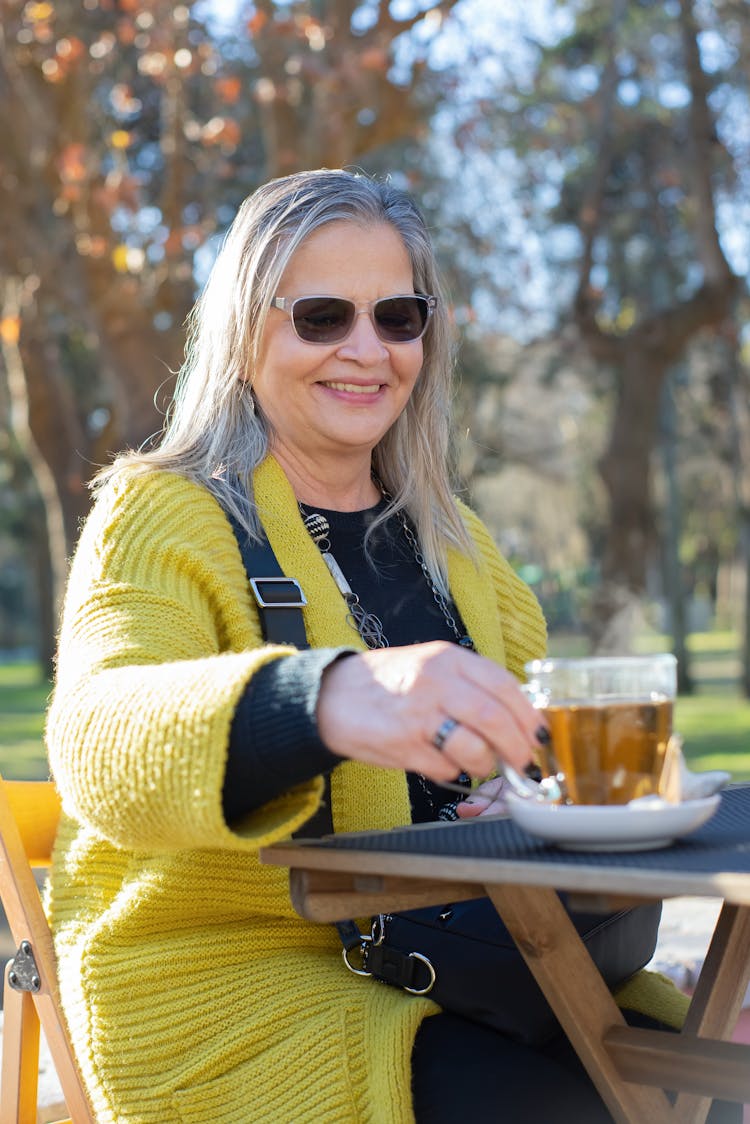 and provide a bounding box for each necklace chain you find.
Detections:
[397,516,472,648]
[299,509,390,648]
[299,499,473,651]
[299,488,473,820]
